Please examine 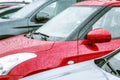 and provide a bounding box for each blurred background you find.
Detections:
[0,0,36,2]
